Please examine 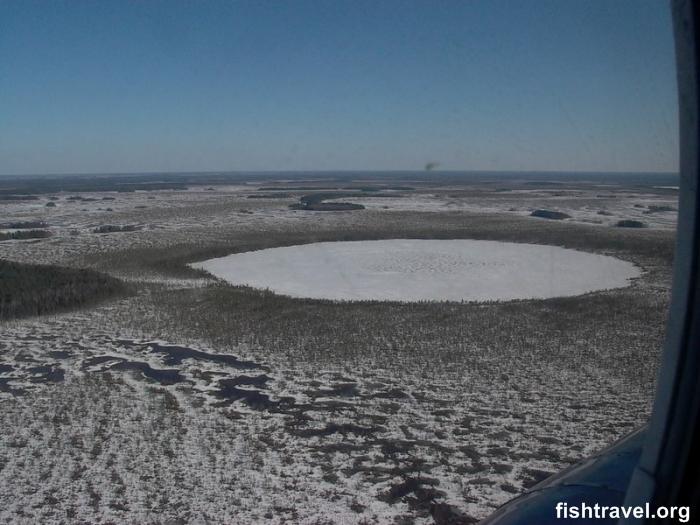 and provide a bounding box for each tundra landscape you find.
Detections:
[0,171,677,524]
